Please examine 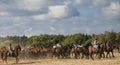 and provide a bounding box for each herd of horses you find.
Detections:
[0,43,120,64]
